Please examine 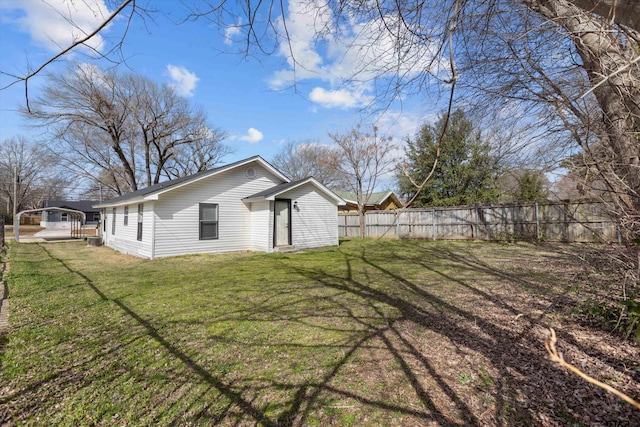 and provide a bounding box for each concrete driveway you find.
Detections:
[18,228,81,242]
